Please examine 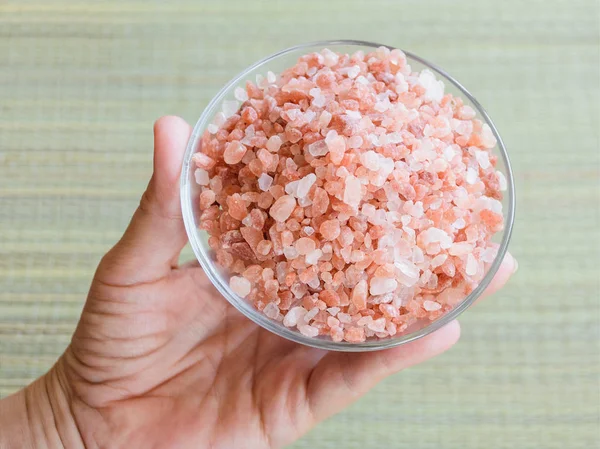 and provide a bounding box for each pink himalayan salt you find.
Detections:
[230,276,251,298]
[270,195,296,222]
[193,47,505,343]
